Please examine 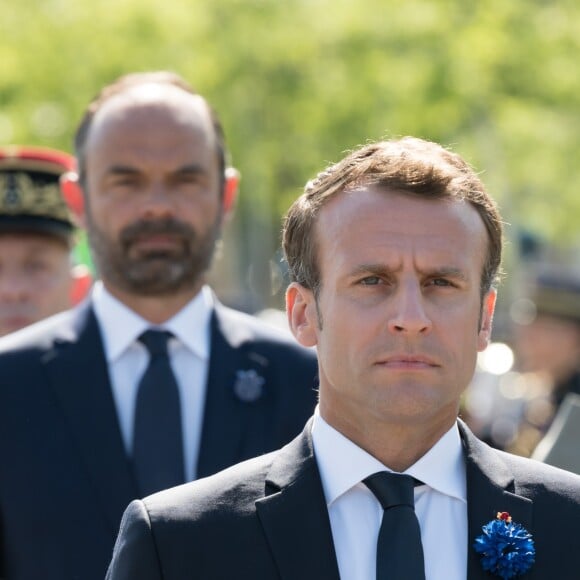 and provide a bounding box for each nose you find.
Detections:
[387,282,432,335]
[0,272,30,302]
[140,182,176,220]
